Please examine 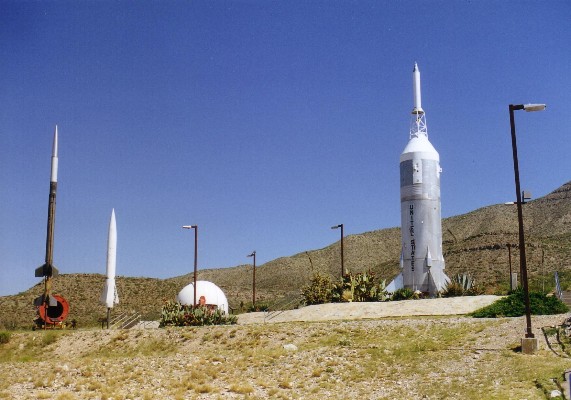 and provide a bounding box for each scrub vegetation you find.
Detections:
[301,271,485,306]
[0,331,10,344]
[159,301,237,327]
